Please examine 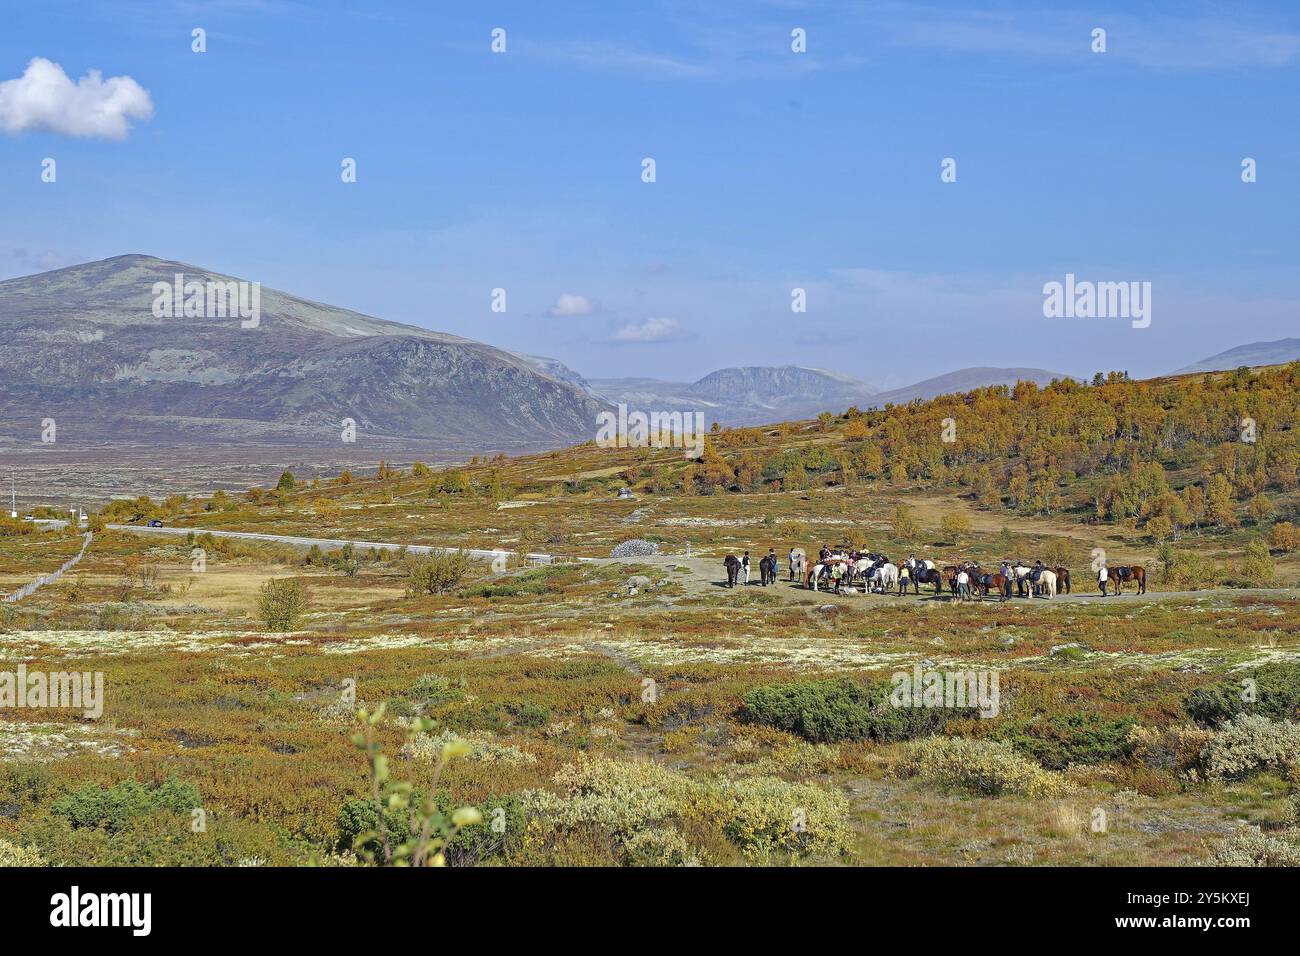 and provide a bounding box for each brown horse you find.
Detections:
[941,565,960,597]
[1113,565,1146,595]
[1054,567,1071,594]
[724,555,741,588]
